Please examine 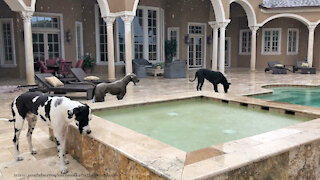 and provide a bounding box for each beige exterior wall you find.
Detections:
[1,0,320,79]
[34,0,84,64]
[313,25,320,68]
[164,0,214,69]
[0,0,21,78]
[255,18,309,69]
[108,0,125,13]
